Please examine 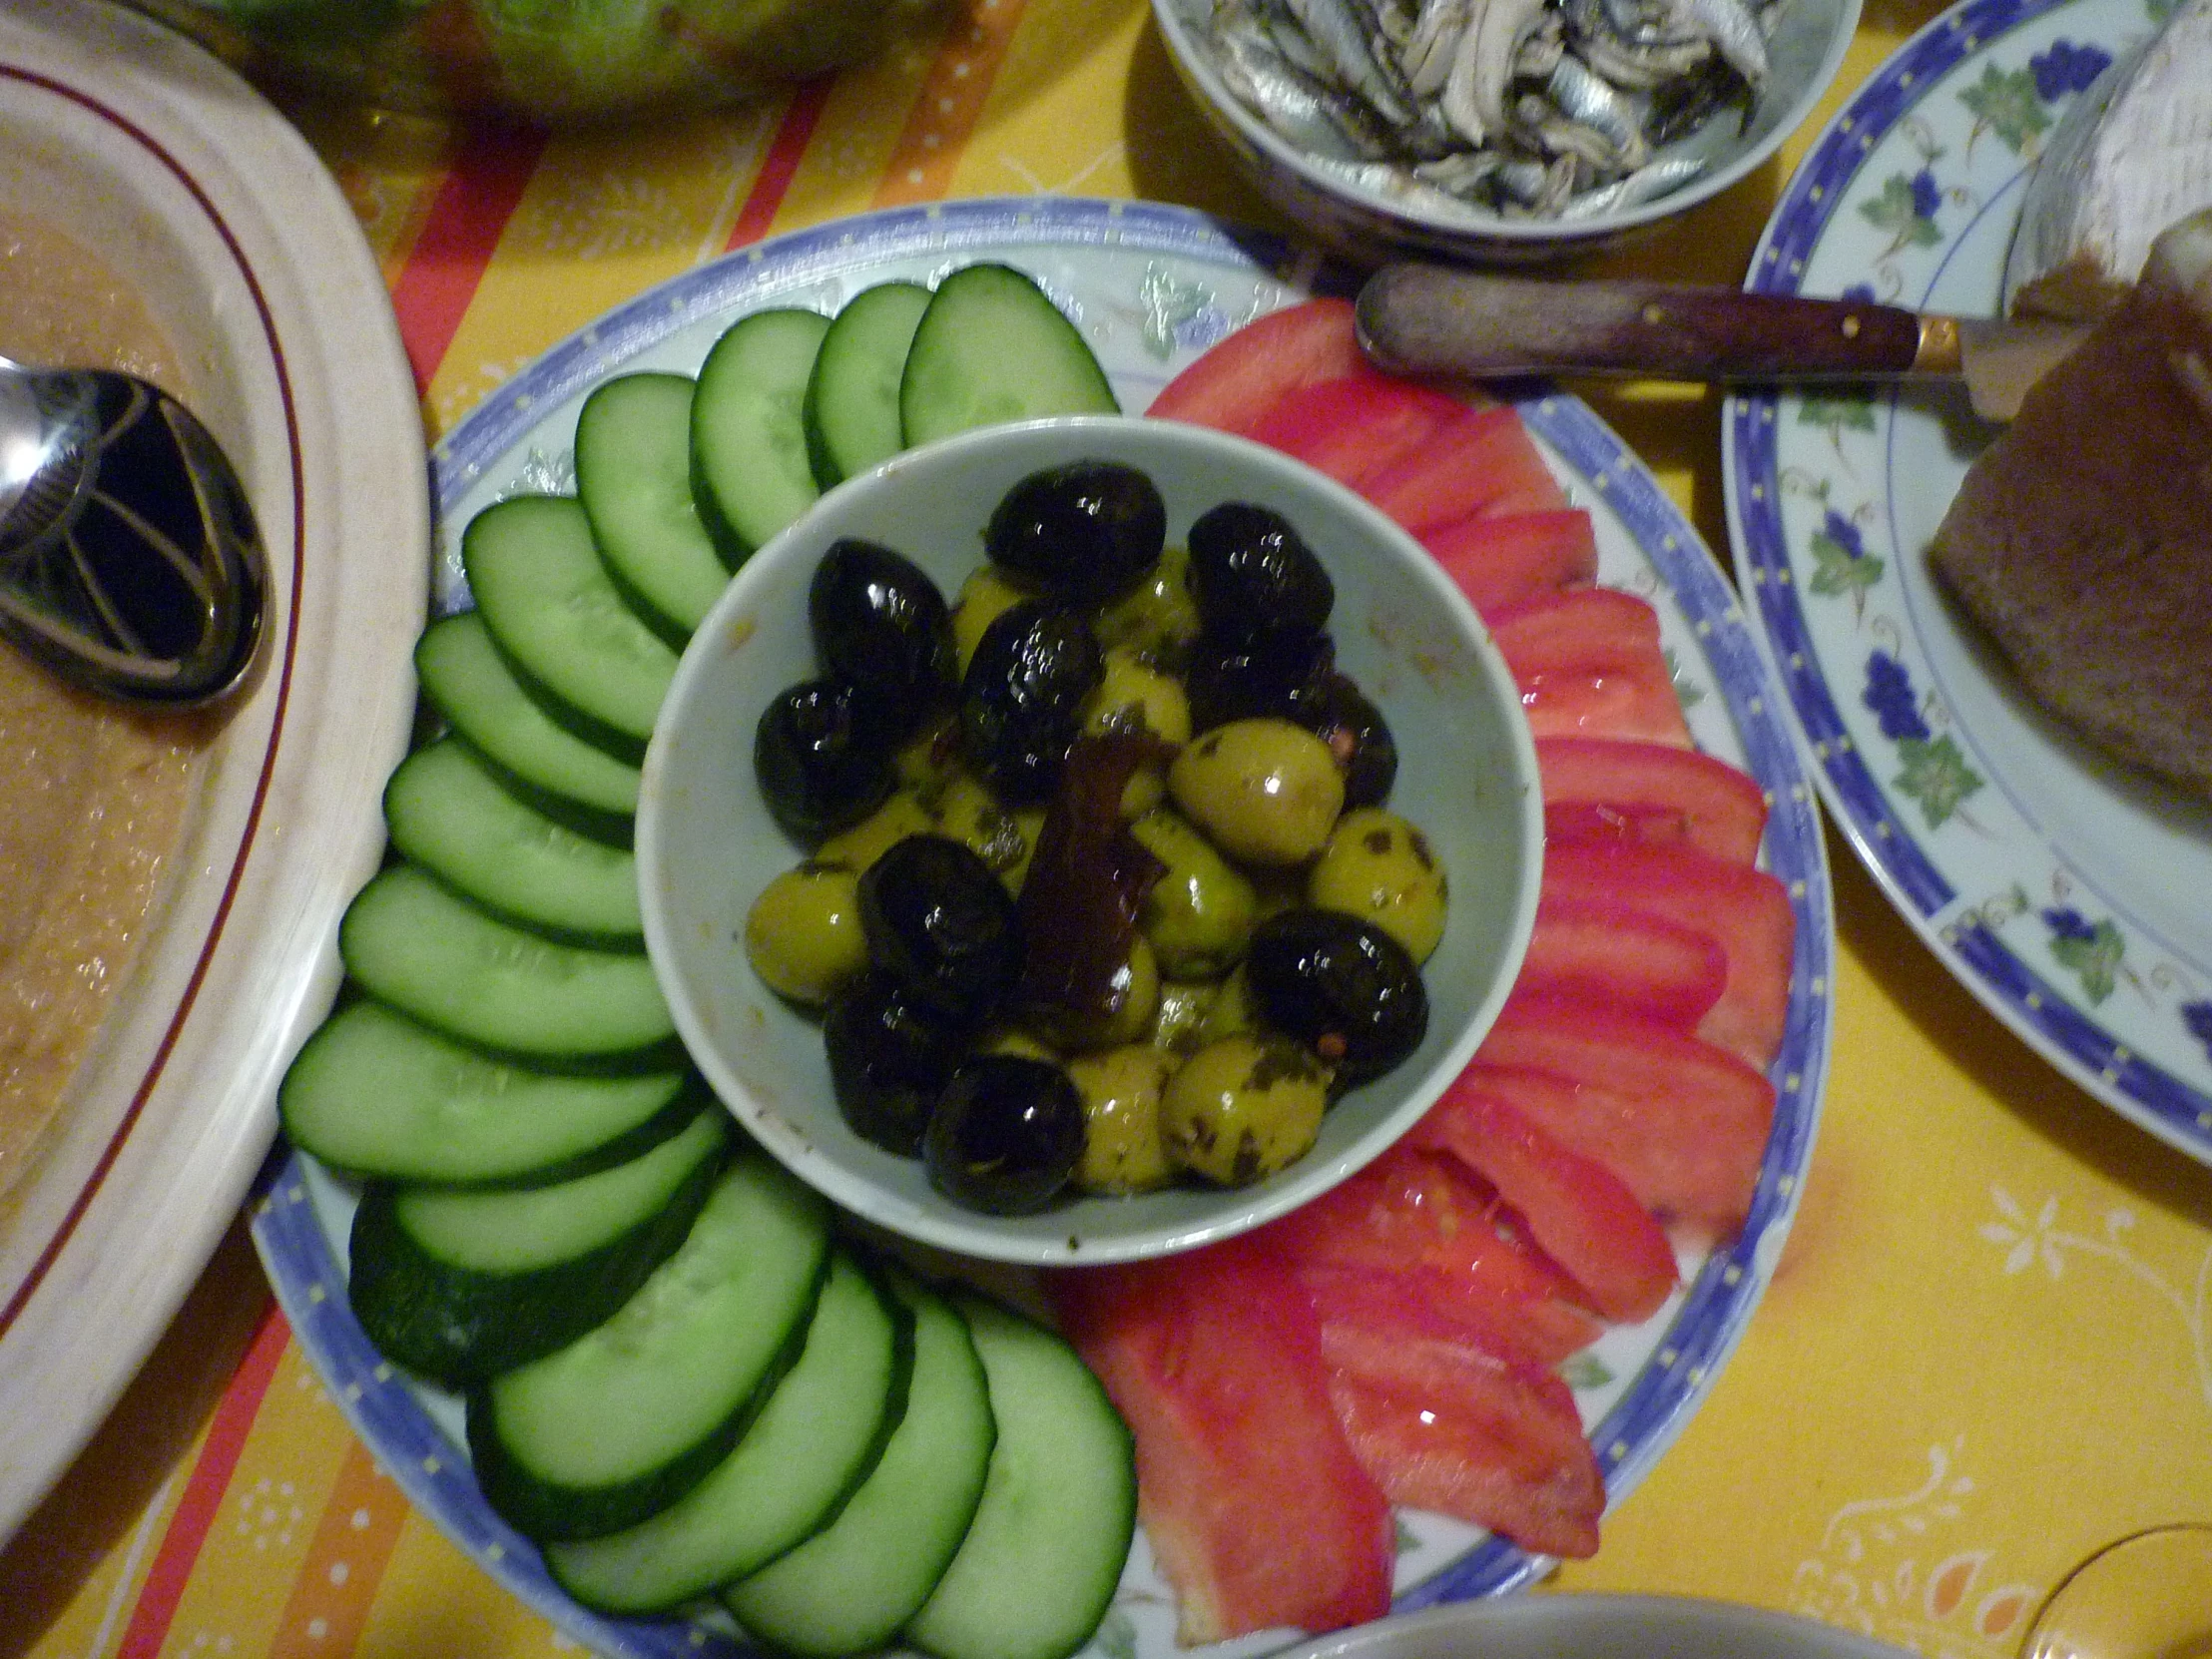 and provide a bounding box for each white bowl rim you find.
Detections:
[638,411,1544,1265]
[1149,0,1865,244]
[1273,1594,1920,1659]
